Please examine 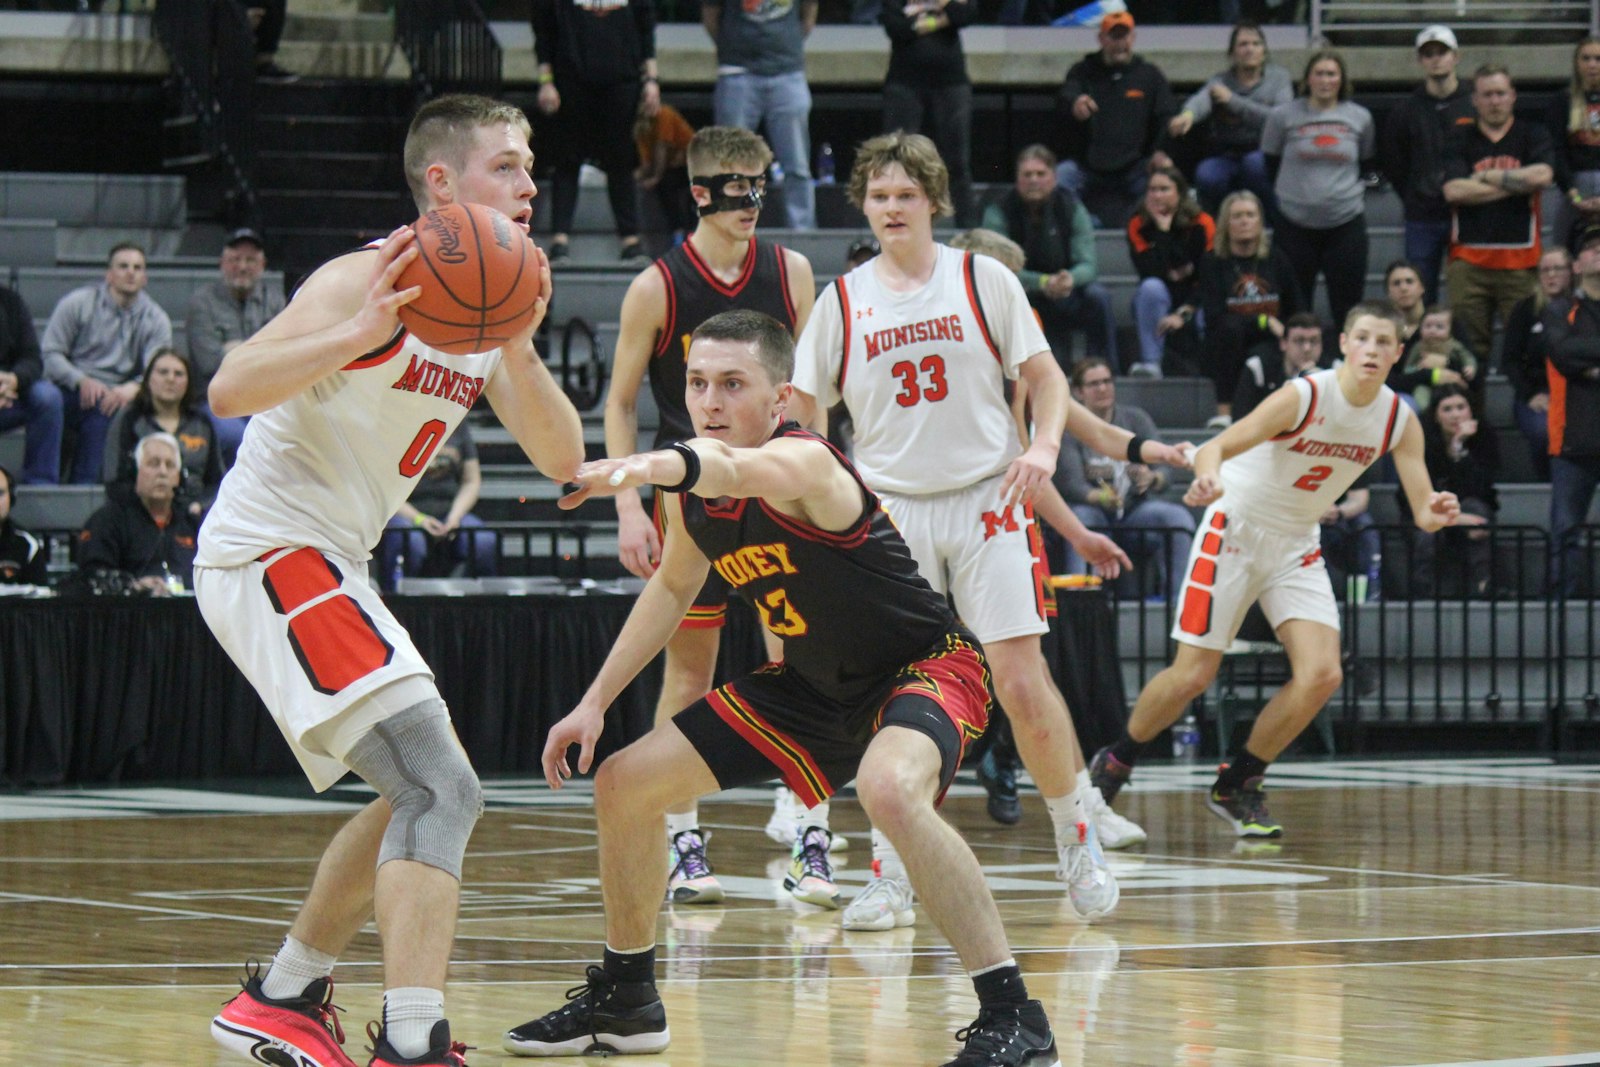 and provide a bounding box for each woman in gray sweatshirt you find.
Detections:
[1167,22,1293,214]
